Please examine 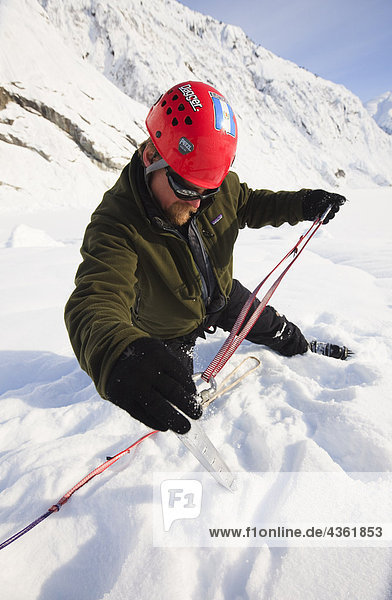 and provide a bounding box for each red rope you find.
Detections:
[202,213,326,382]
[48,430,158,512]
[0,430,158,551]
